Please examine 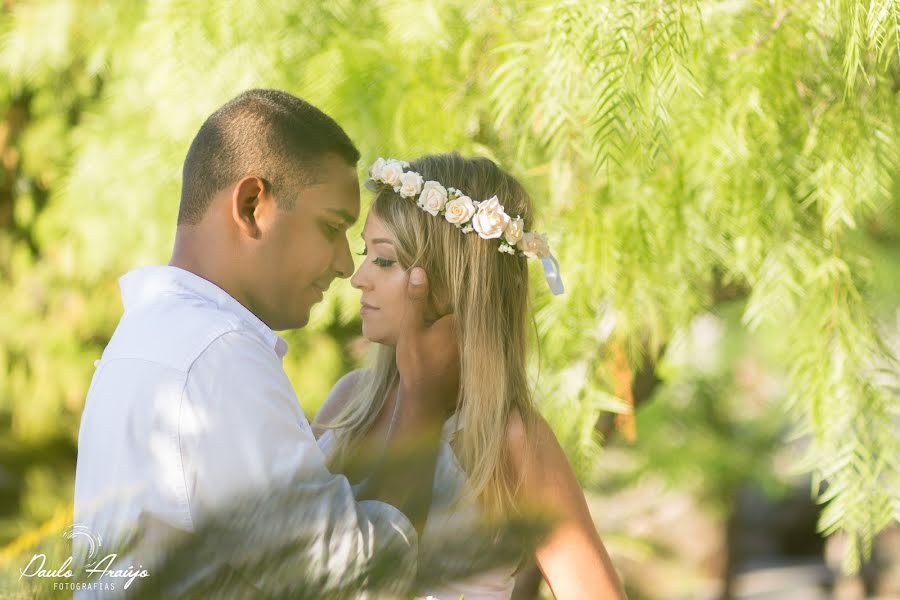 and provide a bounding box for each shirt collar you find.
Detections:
[119,265,289,358]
